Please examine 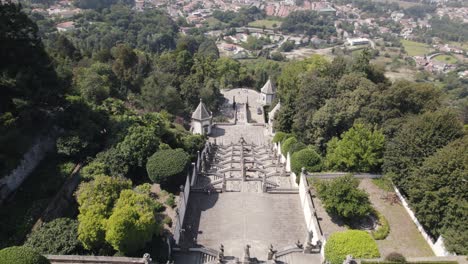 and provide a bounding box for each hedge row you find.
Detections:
[325,230,380,264]
[362,262,458,264]
[0,246,50,264]
[371,212,390,240]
